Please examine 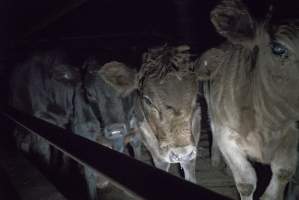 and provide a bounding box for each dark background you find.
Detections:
[0,0,299,199]
[0,0,297,94]
[1,0,299,57]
